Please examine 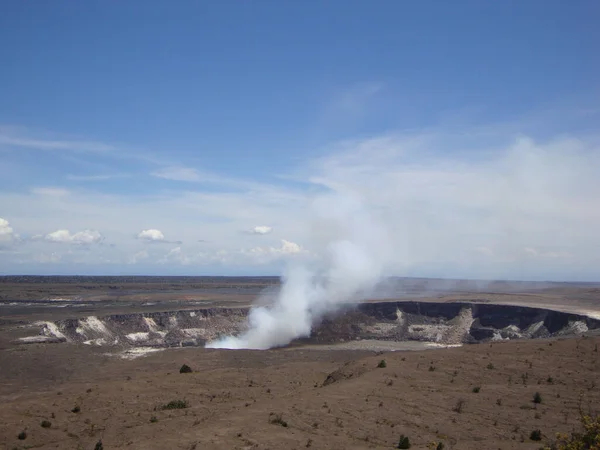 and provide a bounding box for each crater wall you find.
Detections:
[19,302,600,348]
